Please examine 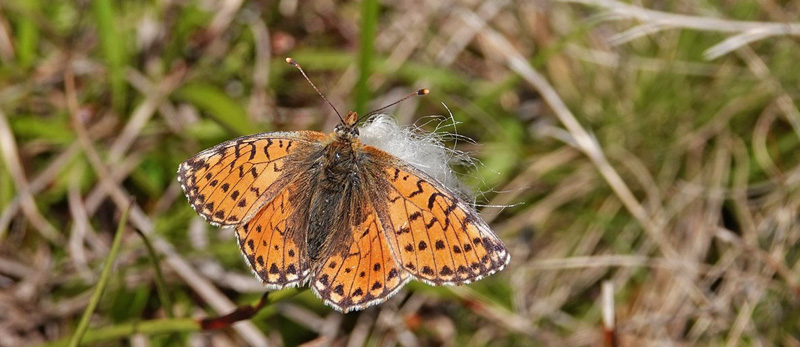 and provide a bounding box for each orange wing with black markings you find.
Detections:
[236,183,310,288]
[178,112,510,314]
[178,131,324,227]
[311,200,410,313]
[366,147,511,286]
